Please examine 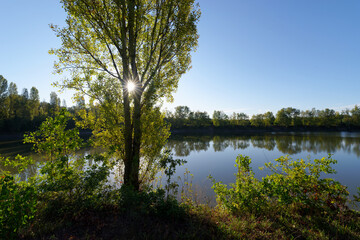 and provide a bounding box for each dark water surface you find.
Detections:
[1,132,360,201]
